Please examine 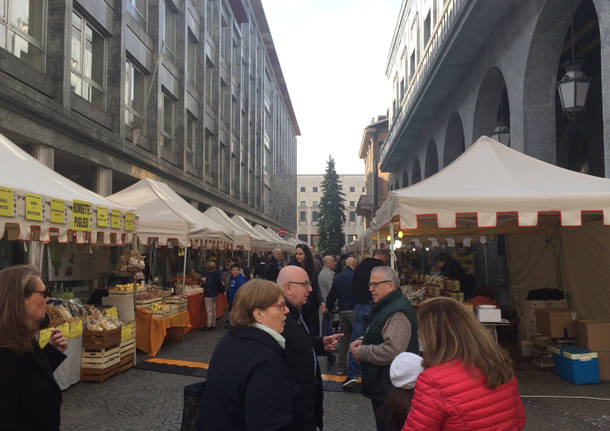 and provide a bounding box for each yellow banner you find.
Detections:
[106,306,118,319]
[97,206,108,228]
[39,328,52,348]
[121,324,132,342]
[25,193,43,221]
[0,187,14,217]
[111,209,121,229]
[72,200,90,231]
[57,322,69,338]
[124,212,135,231]
[50,199,65,224]
[69,320,83,339]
